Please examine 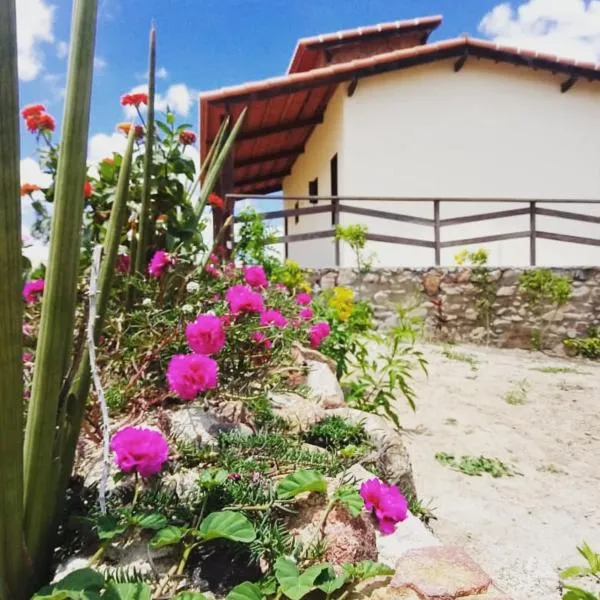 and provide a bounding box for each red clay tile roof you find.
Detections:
[287,15,443,74]
[200,35,600,195]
